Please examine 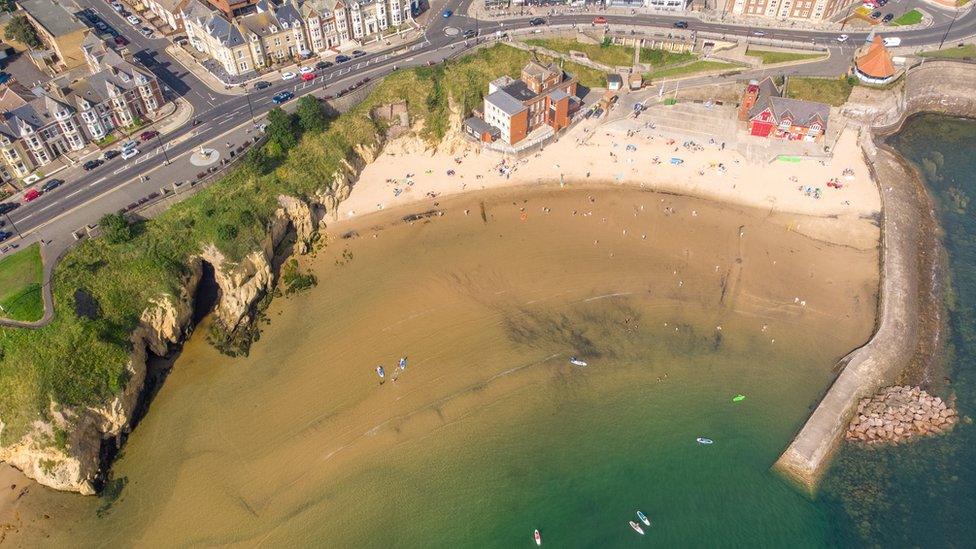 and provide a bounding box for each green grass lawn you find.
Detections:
[524,38,635,67]
[919,44,976,59]
[0,244,44,322]
[891,9,922,26]
[745,48,826,65]
[638,48,696,67]
[785,77,854,107]
[644,60,741,80]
